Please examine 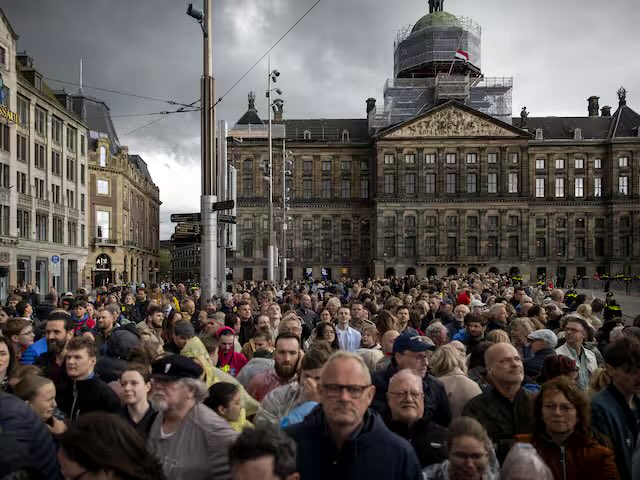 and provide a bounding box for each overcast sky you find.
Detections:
[2,0,639,239]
